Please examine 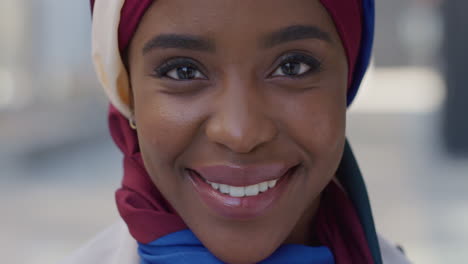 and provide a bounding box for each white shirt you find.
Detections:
[59,220,412,264]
